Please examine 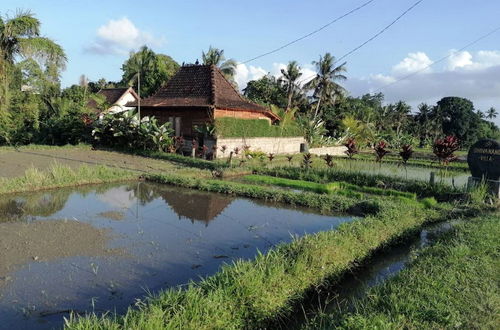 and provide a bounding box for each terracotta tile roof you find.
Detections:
[128,65,280,121]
